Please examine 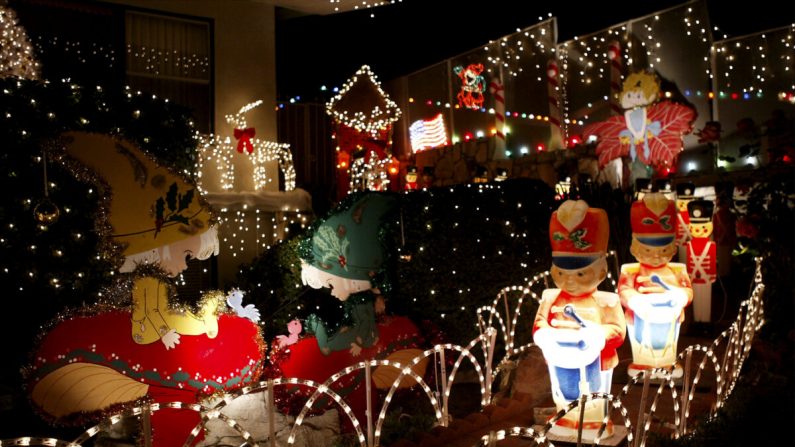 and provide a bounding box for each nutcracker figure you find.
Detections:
[654,178,674,200]
[634,178,652,200]
[619,193,693,379]
[533,200,626,440]
[686,200,717,322]
[675,182,696,263]
[404,165,419,191]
